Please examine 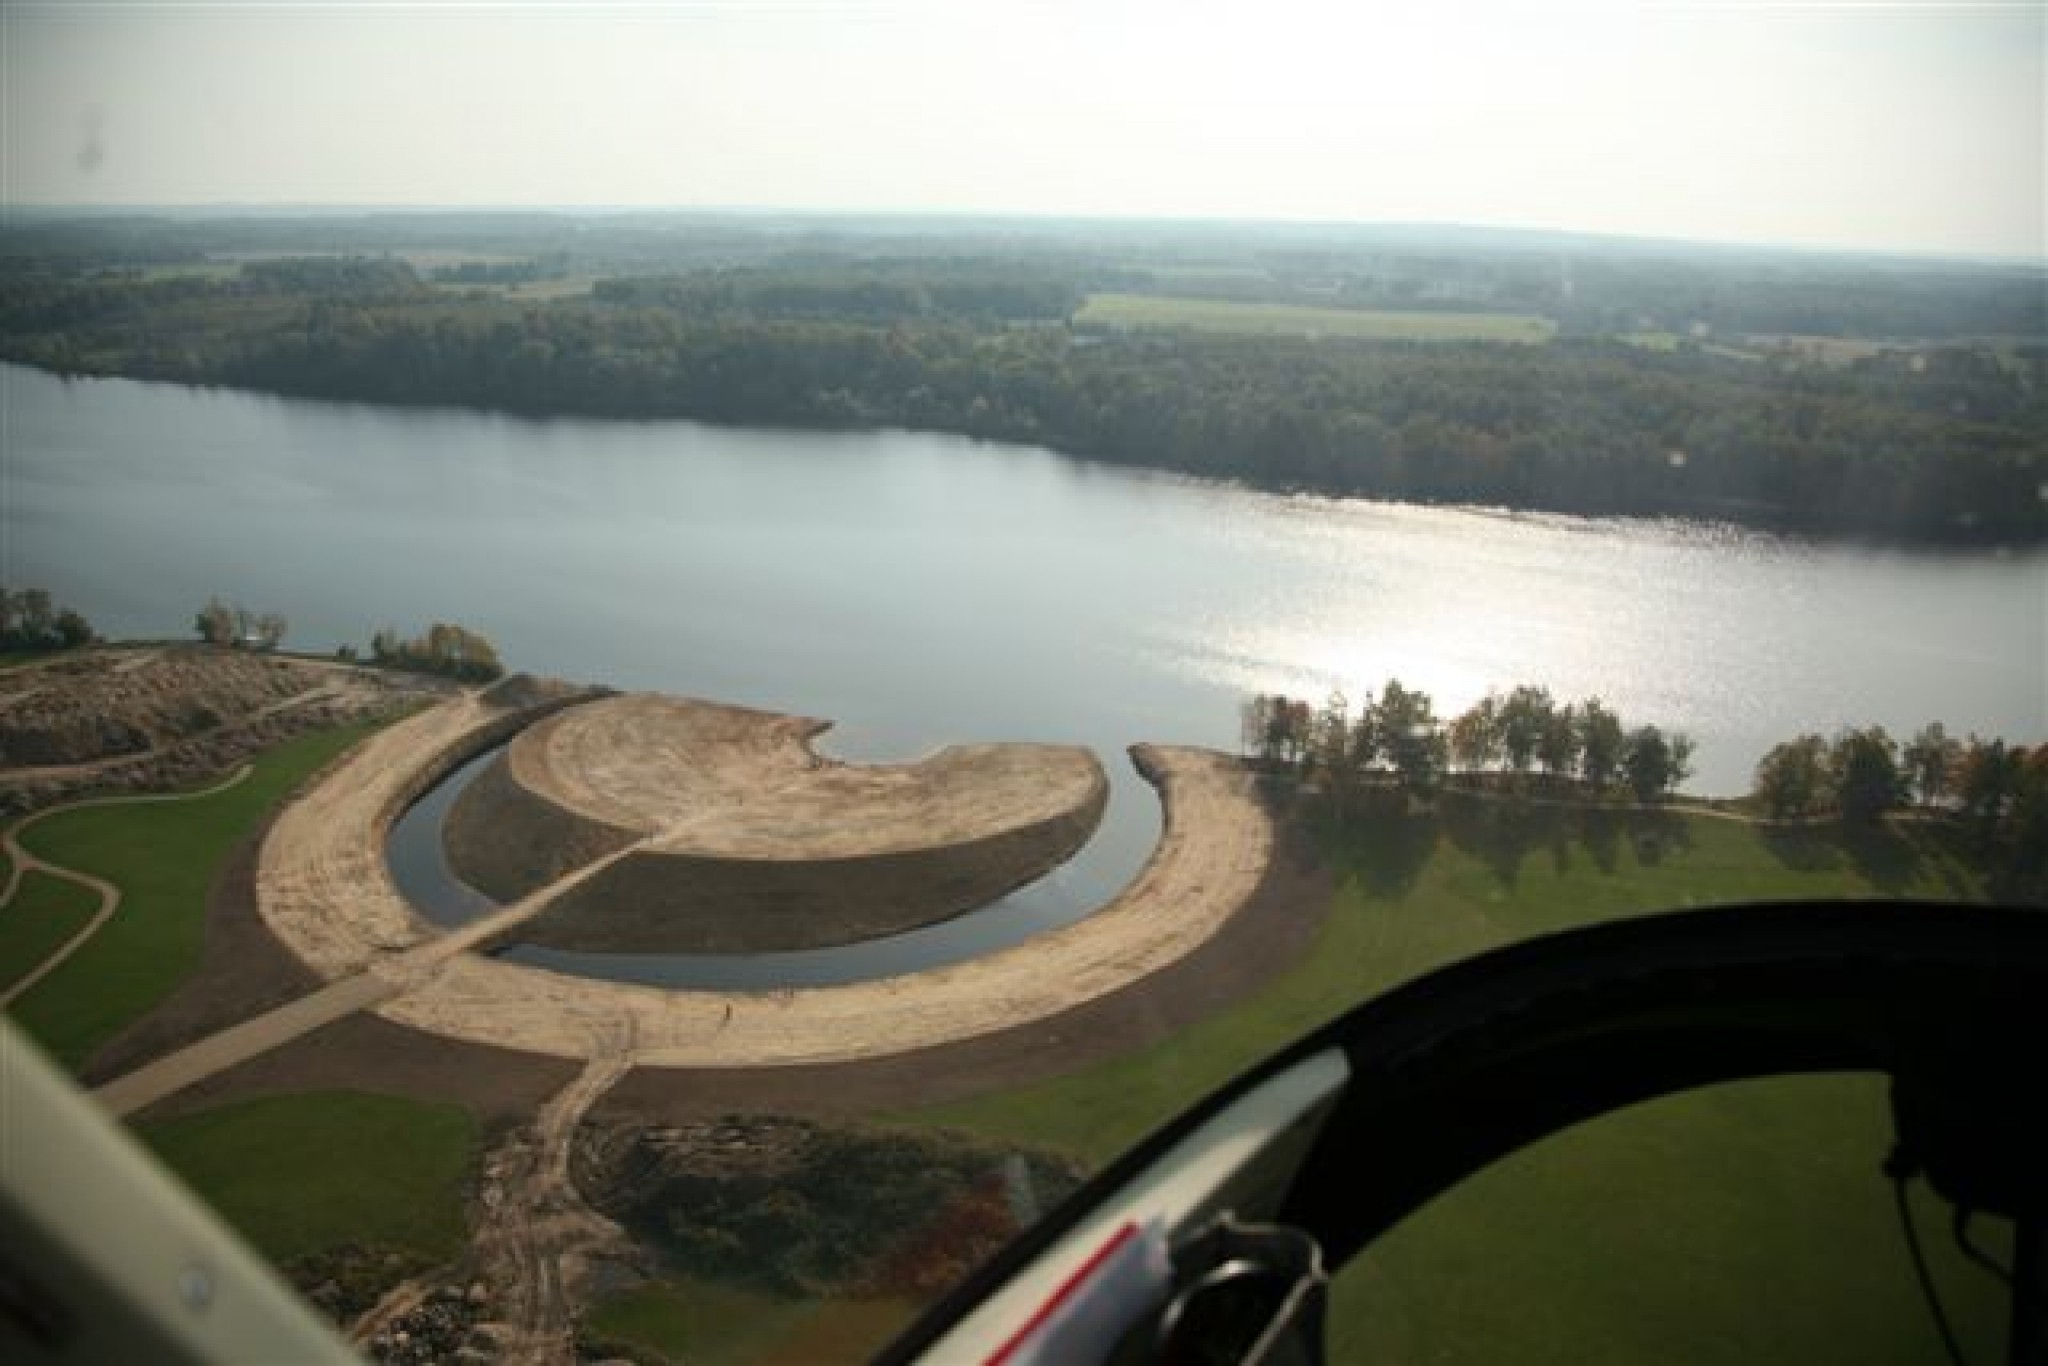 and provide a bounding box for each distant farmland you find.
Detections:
[1075,292,1556,342]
